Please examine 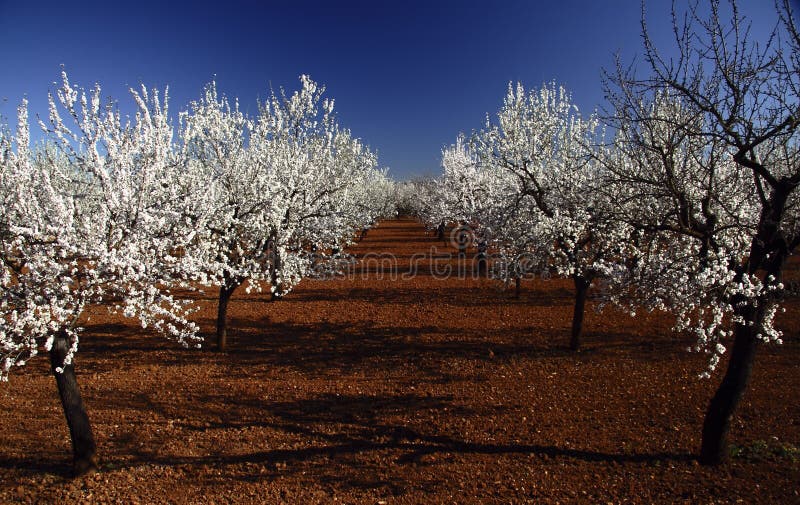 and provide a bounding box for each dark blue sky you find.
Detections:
[0,0,789,179]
